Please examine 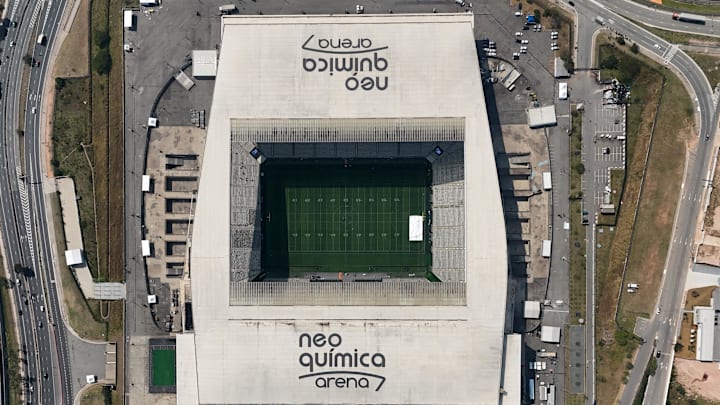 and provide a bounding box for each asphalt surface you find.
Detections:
[0,0,72,403]
[566,0,719,404]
